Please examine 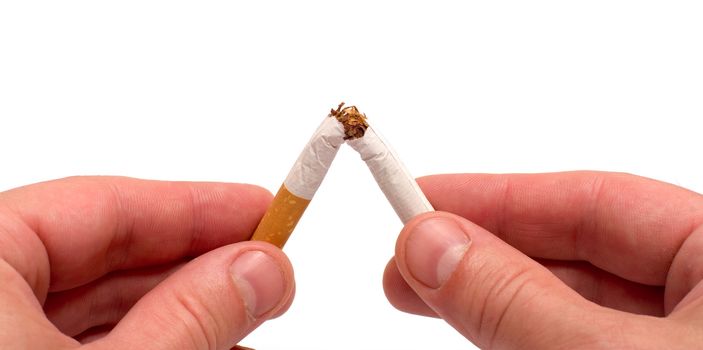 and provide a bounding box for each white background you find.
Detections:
[1,1,702,349]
